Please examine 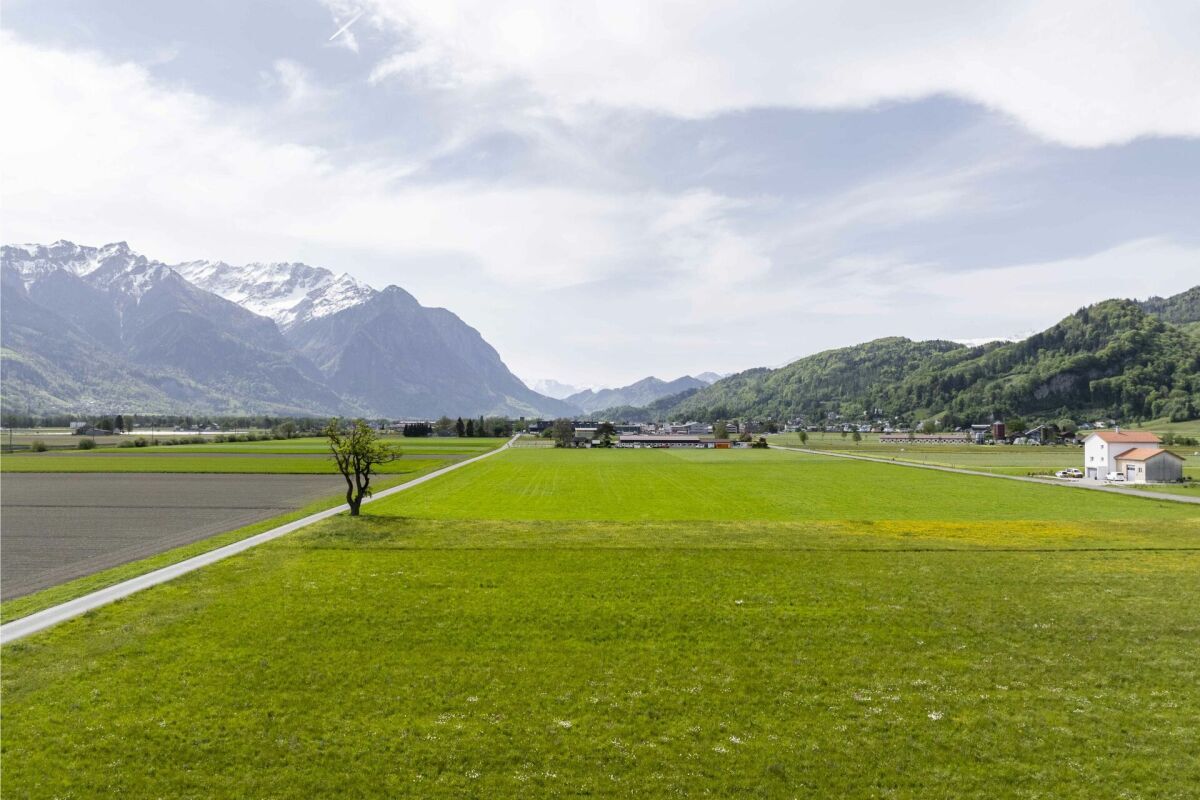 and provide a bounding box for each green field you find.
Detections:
[1142,417,1200,439]
[3,448,1198,797]
[366,448,1196,522]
